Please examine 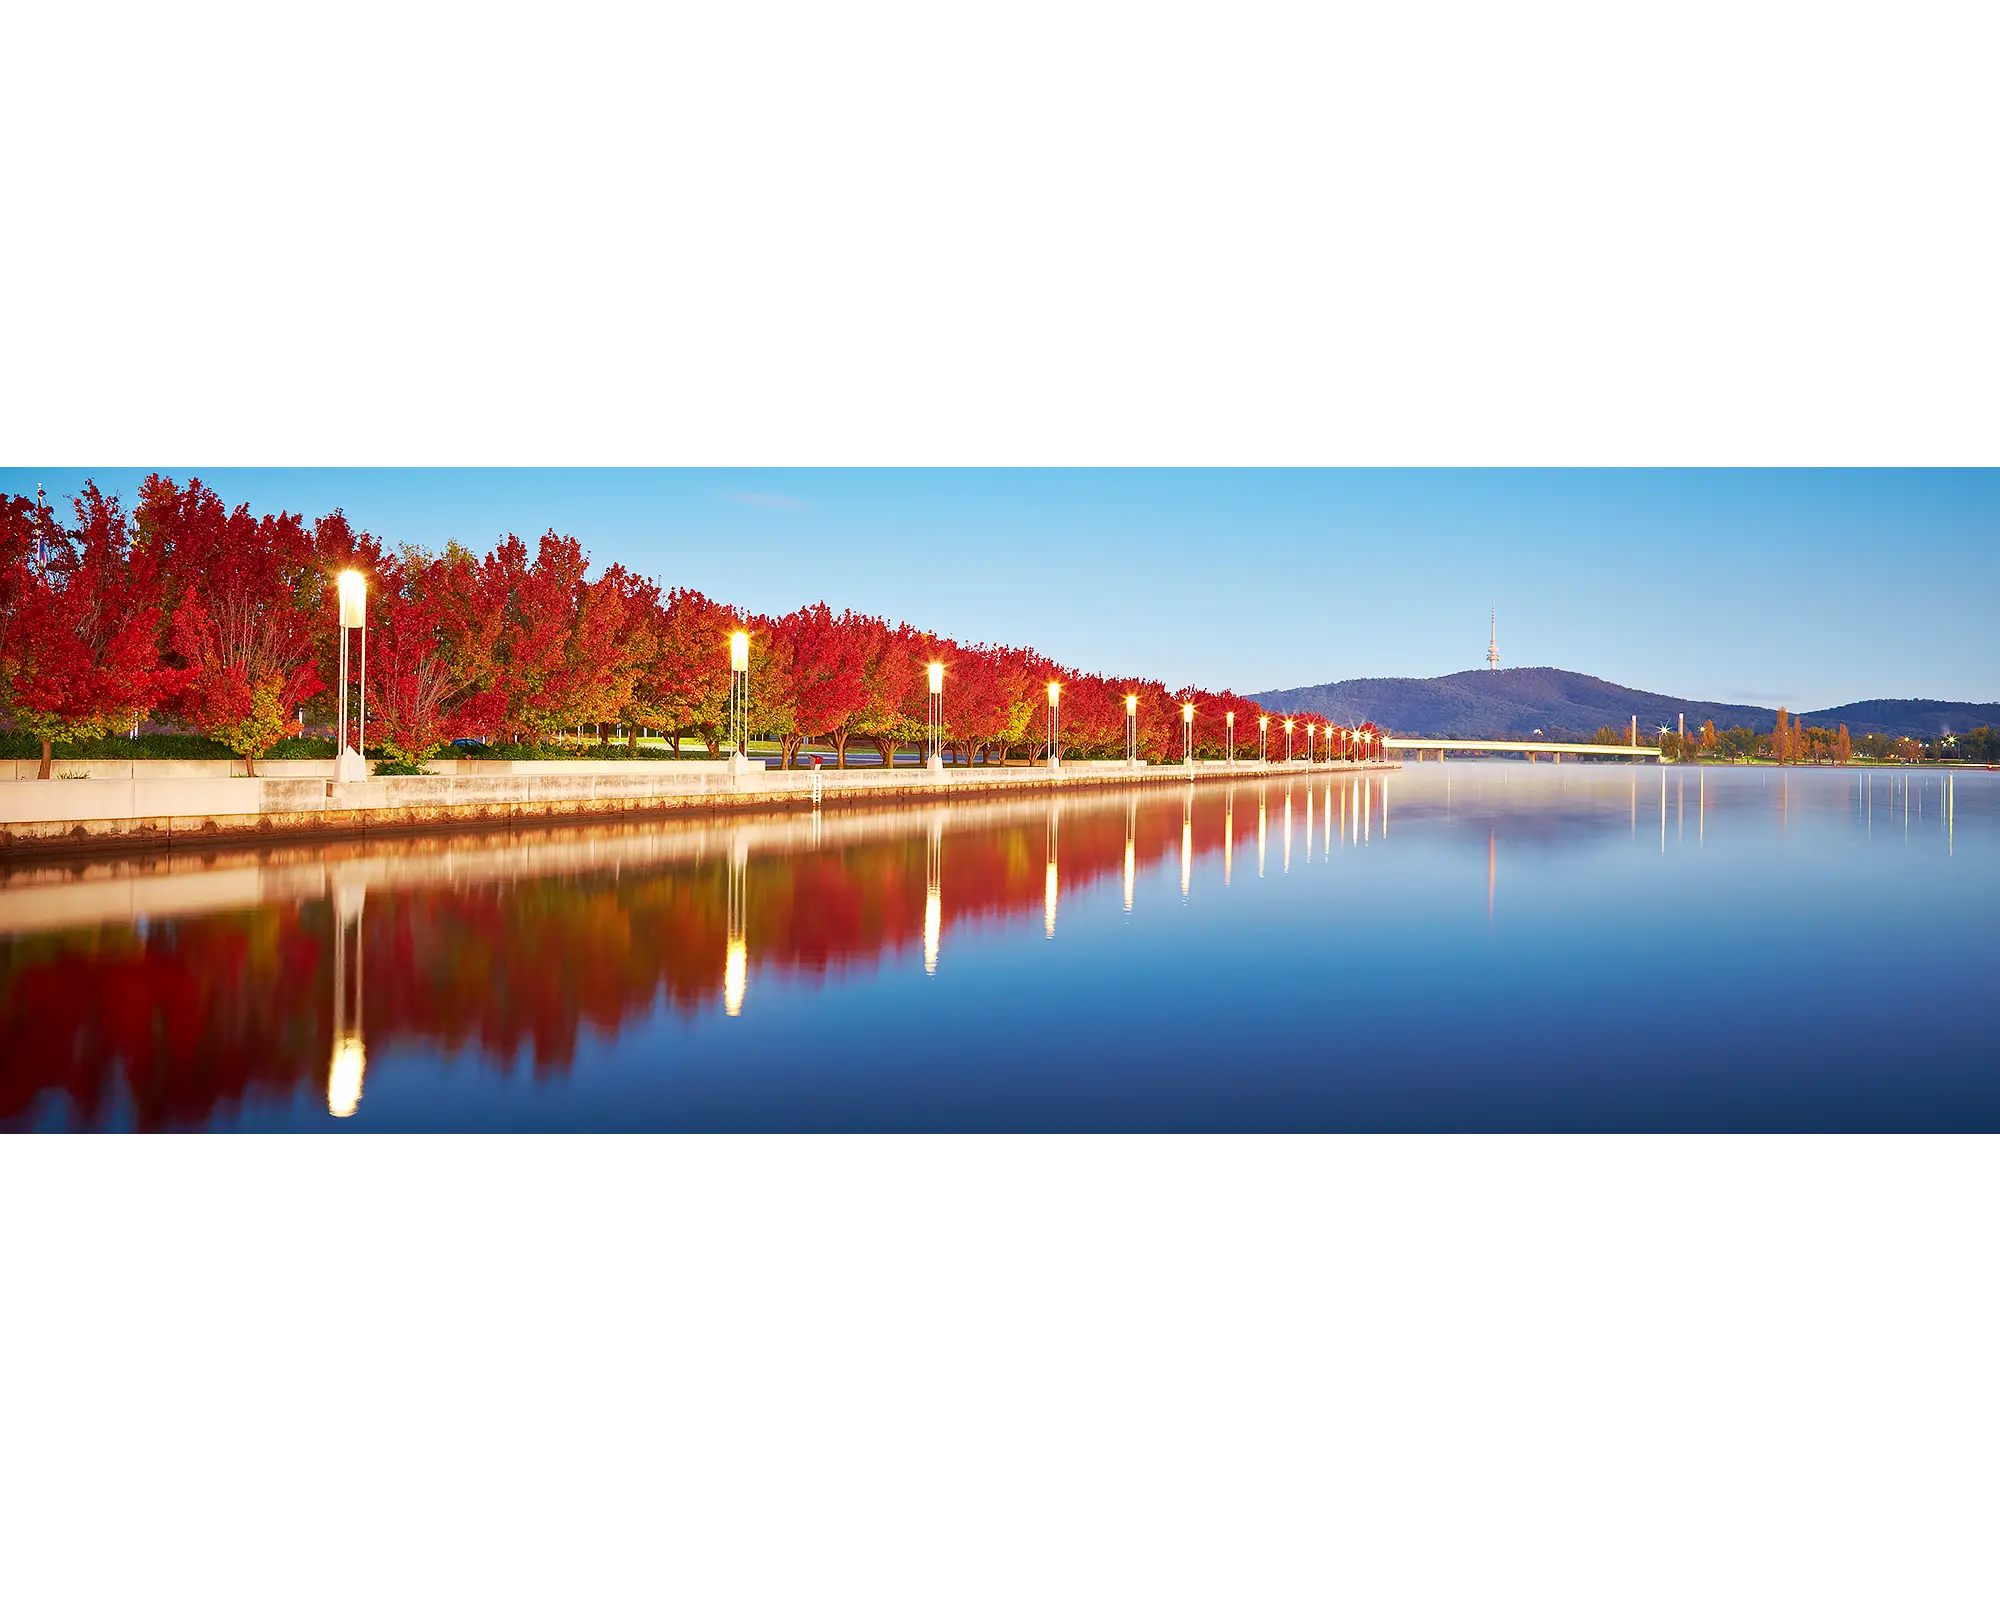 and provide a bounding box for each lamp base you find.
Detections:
[333,749,369,783]
[925,755,945,775]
